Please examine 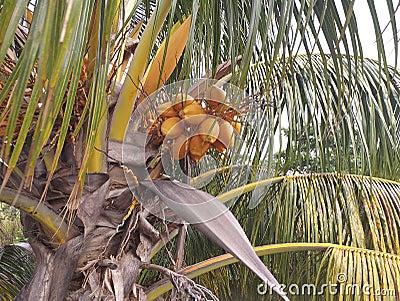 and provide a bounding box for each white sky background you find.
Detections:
[352,1,399,66]
[292,1,399,65]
